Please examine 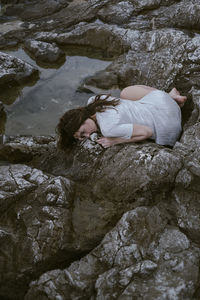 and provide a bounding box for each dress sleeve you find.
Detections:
[96,108,133,139]
[87,96,96,105]
[87,95,116,105]
[103,123,134,139]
